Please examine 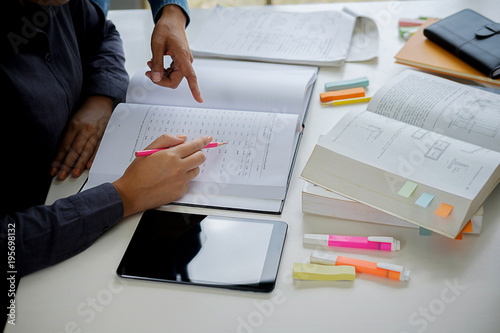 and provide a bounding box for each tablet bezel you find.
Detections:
[116,210,287,293]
